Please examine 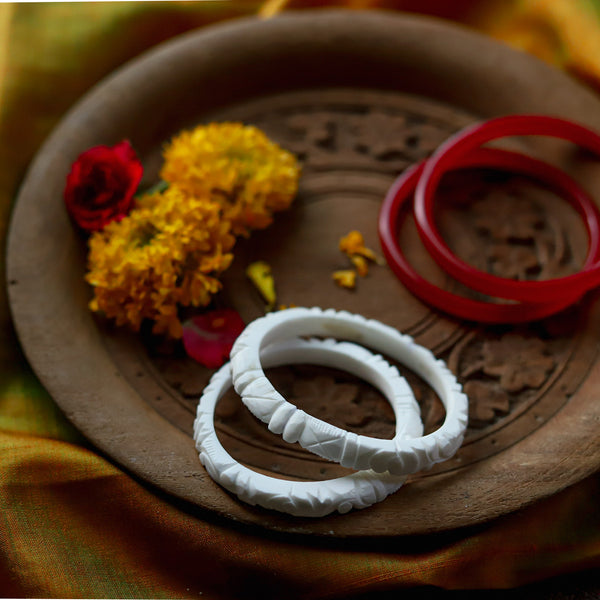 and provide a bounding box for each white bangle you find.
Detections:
[230,307,468,475]
[194,337,421,517]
